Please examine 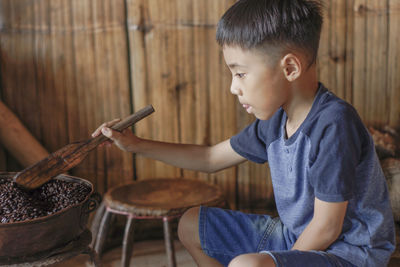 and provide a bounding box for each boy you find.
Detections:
[92,0,395,266]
